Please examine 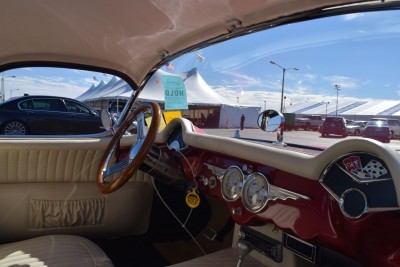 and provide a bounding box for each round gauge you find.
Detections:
[221,166,244,201]
[242,173,269,213]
